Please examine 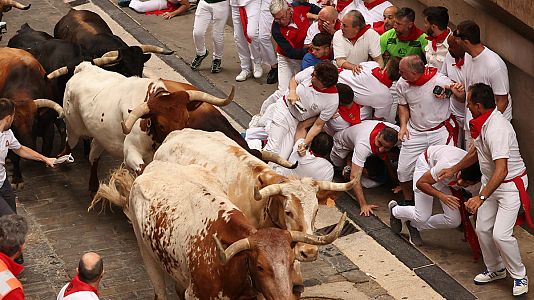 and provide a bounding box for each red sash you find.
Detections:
[425,115,459,146]
[370,122,387,160]
[239,7,252,43]
[502,170,534,228]
[449,186,483,261]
